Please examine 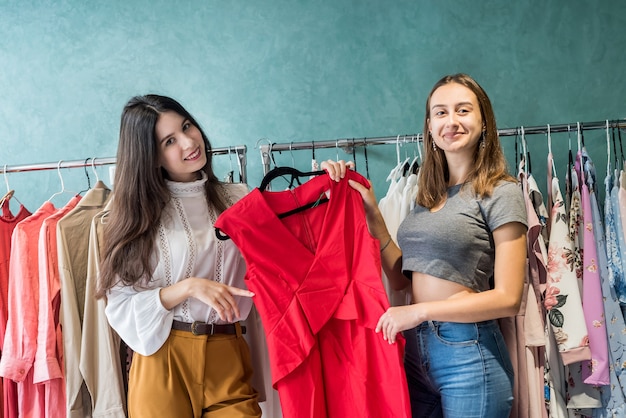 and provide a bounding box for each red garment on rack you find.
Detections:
[0,204,31,418]
[215,170,411,418]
